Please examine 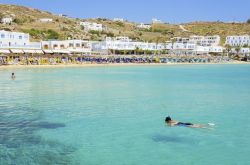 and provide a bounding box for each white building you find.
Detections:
[209,46,224,53]
[230,47,250,55]
[189,35,220,46]
[0,30,41,53]
[1,17,13,24]
[39,18,53,23]
[152,18,163,24]
[80,22,103,31]
[166,38,223,55]
[225,35,250,47]
[41,40,92,53]
[58,14,68,18]
[172,37,190,44]
[137,23,151,30]
[113,18,125,22]
[240,48,250,54]
[93,36,163,53]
